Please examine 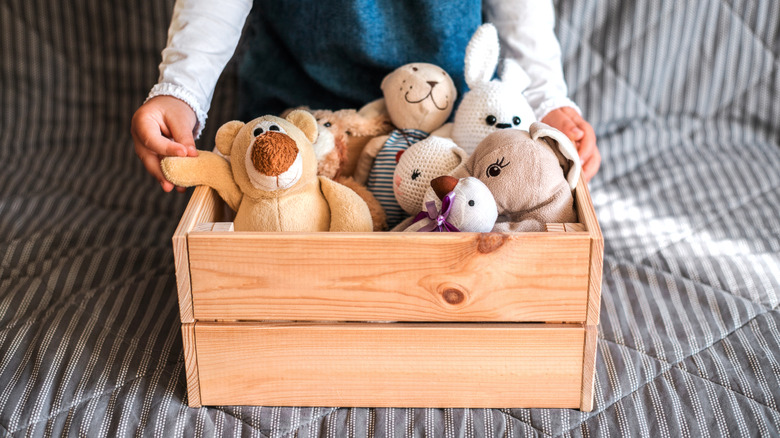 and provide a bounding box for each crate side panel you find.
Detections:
[173,186,223,322]
[574,178,604,326]
[195,322,585,408]
[189,232,591,322]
